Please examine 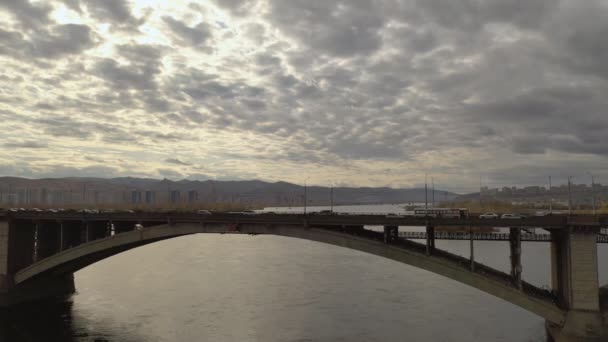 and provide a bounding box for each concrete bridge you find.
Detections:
[1,211,607,341]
